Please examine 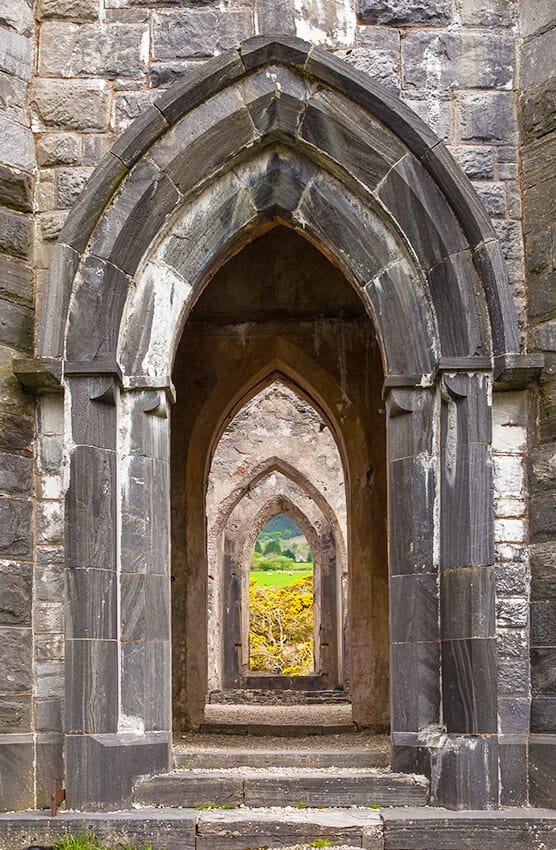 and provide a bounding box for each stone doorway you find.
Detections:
[171,226,388,733]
